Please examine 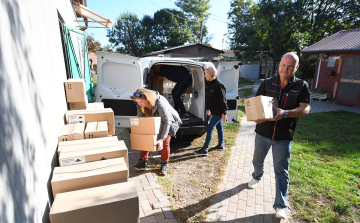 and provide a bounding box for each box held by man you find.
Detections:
[244,96,278,121]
